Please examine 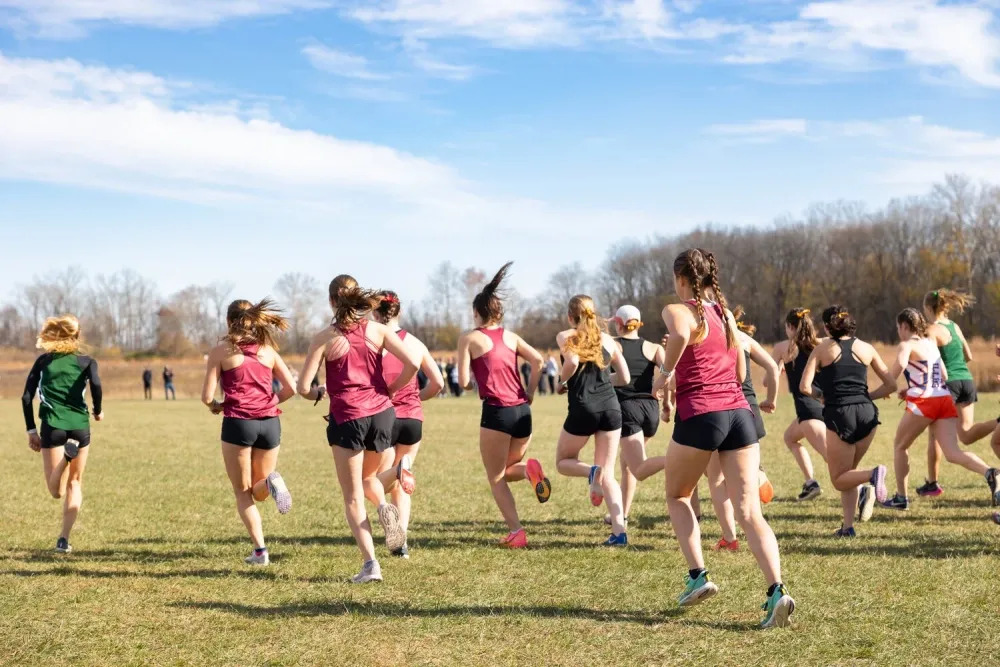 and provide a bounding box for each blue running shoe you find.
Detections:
[603,533,628,547]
